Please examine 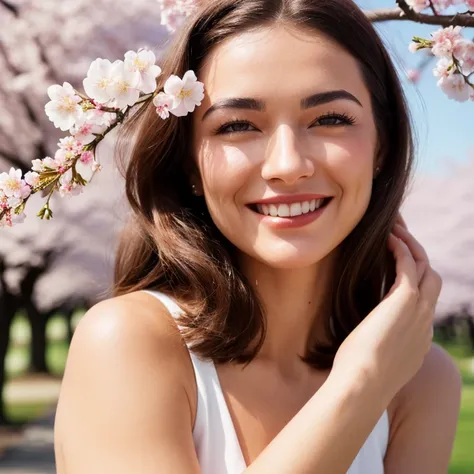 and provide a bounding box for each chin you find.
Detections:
[250,243,334,270]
